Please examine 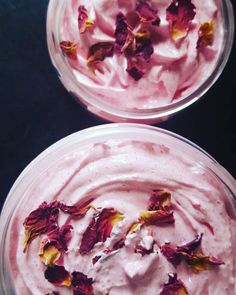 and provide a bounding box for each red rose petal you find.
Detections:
[104,237,126,255]
[177,233,203,254]
[148,189,172,211]
[197,21,214,49]
[45,265,71,287]
[87,42,114,72]
[114,12,132,54]
[78,5,94,33]
[23,201,60,252]
[161,243,181,267]
[136,0,160,26]
[92,255,102,265]
[59,198,94,218]
[79,208,124,255]
[160,273,189,295]
[72,271,94,295]
[60,41,78,60]
[126,58,145,81]
[166,0,196,41]
[135,240,155,256]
